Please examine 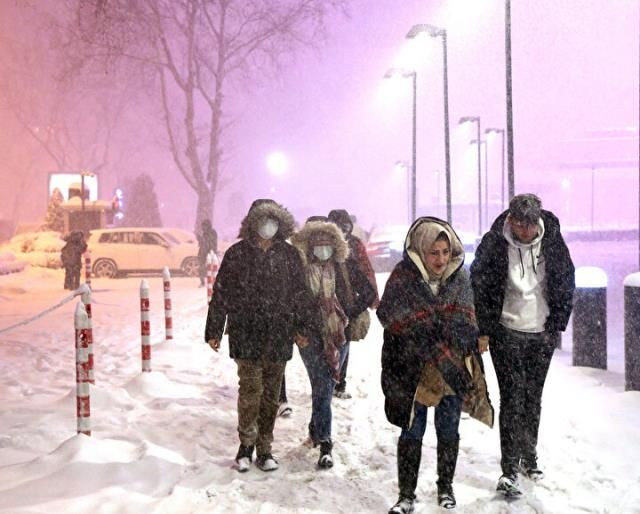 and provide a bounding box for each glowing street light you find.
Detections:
[384,67,417,223]
[266,151,289,176]
[406,23,452,224]
[485,128,506,211]
[459,116,482,234]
